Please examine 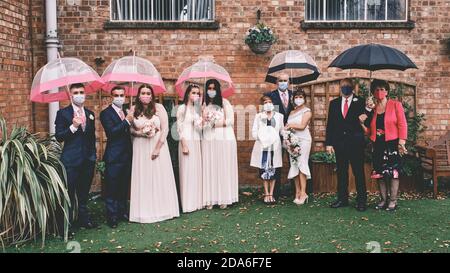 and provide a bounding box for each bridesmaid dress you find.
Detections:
[129,103,180,223]
[287,107,312,180]
[202,98,239,207]
[177,103,203,213]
